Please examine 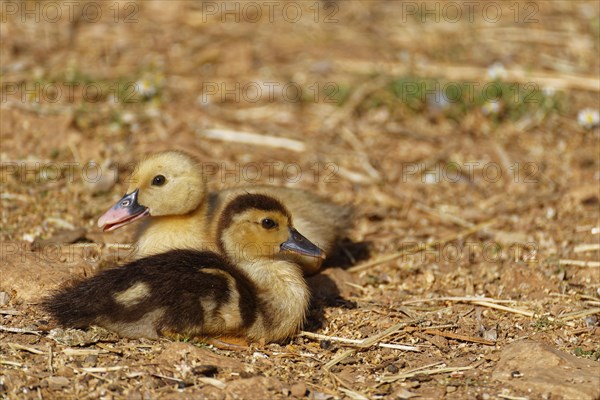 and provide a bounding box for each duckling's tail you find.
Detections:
[41,275,115,328]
